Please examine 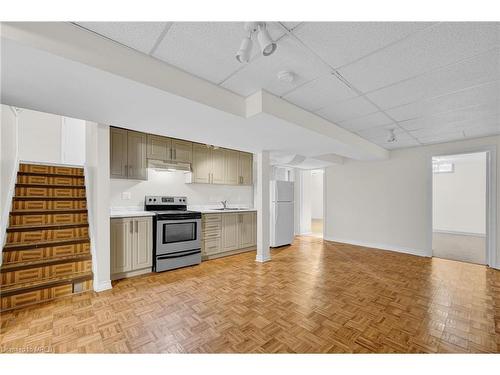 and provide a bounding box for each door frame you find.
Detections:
[429,146,497,267]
